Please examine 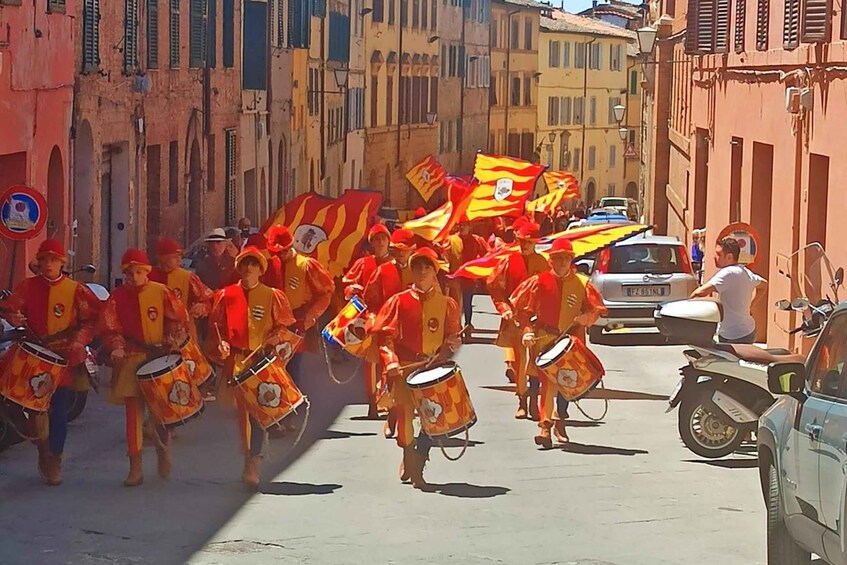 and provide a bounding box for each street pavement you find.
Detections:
[0,297,768,565]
